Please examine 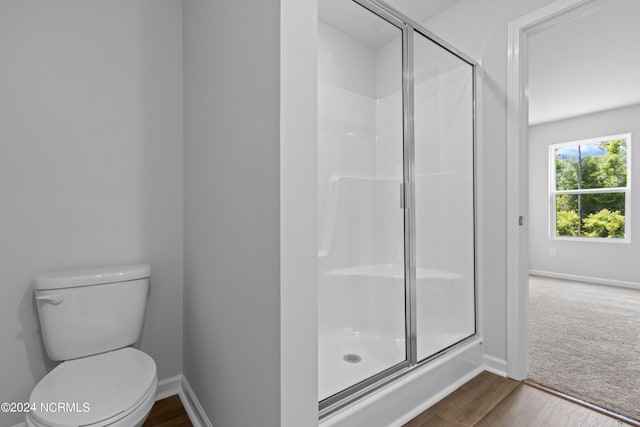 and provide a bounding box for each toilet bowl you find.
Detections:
[27,265,157,427]
[26,348,157,427]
